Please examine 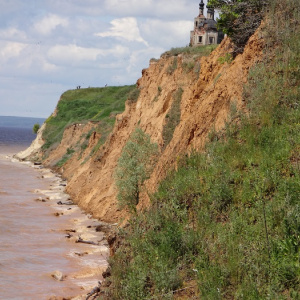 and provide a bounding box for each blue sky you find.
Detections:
[0,0,210,118]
